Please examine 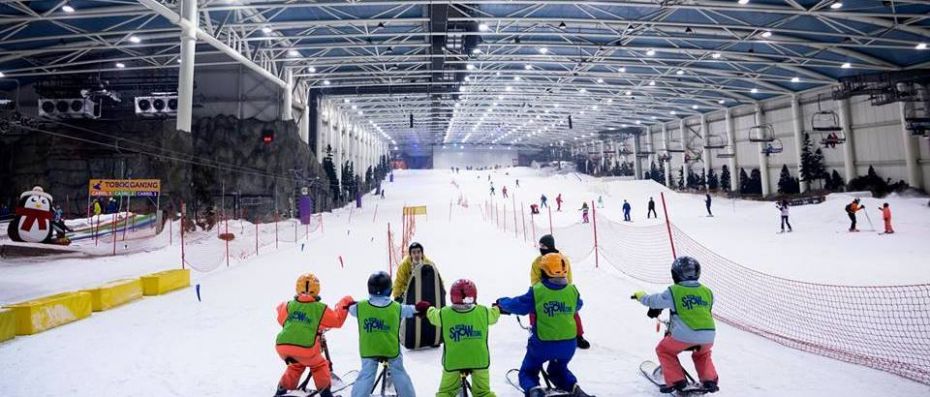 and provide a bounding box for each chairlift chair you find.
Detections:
[811,110,843,132]
[761,138,784,155]
[716,152,736,159]
[904,104,930,137]
[748,124,775,143]
[666,140,686,153]
[703,134,727,149]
